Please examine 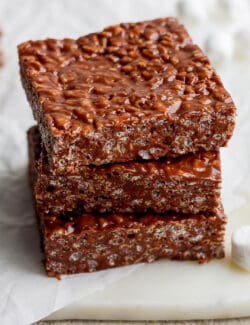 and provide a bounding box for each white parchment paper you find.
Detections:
[0,0,250,324]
